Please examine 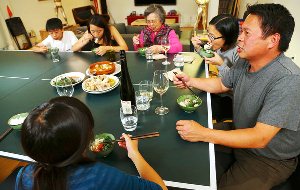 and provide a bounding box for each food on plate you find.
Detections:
[199,43,214,58]
[179,98,200,108]
[8,112,29,130]
[138,47,146,56]
[83,75,115,91]
[52,76,78,86]
[89,61,116,75]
